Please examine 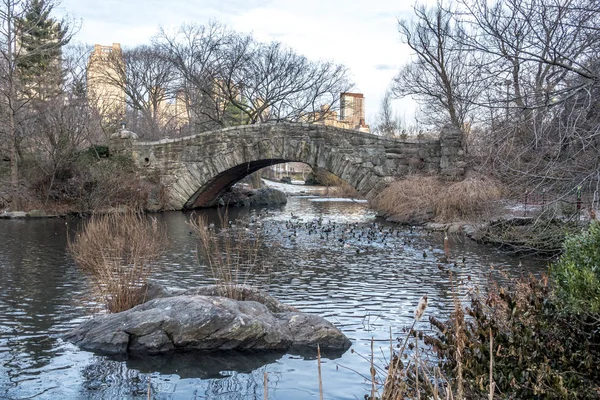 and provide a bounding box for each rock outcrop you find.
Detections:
[64,286,350,355]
